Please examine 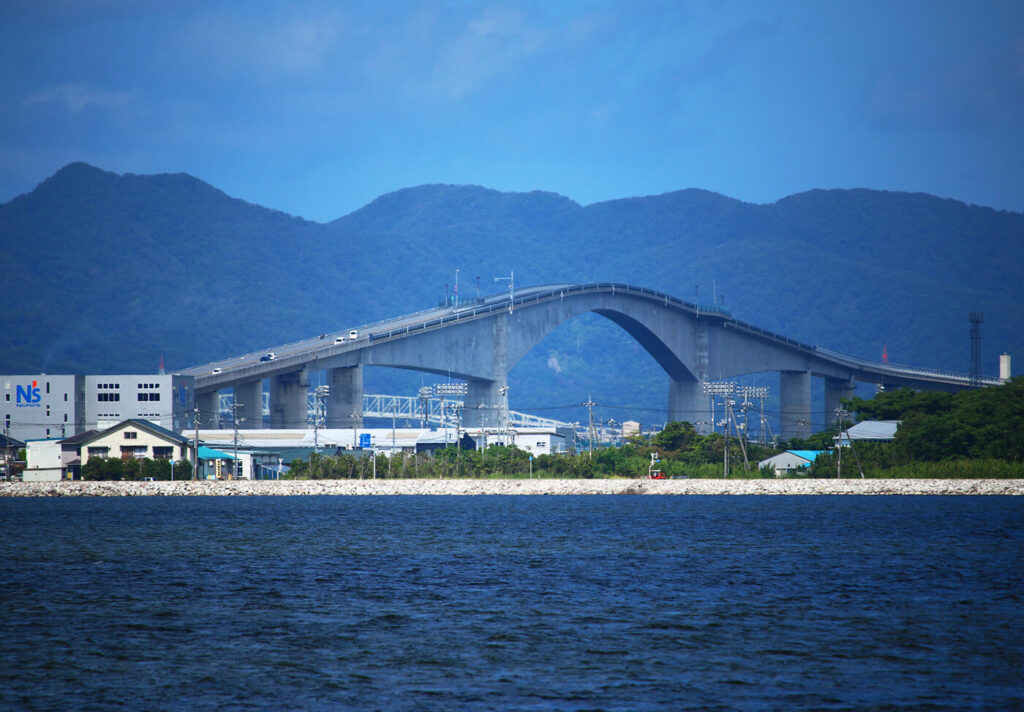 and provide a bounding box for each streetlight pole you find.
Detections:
[494,270,514,313]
